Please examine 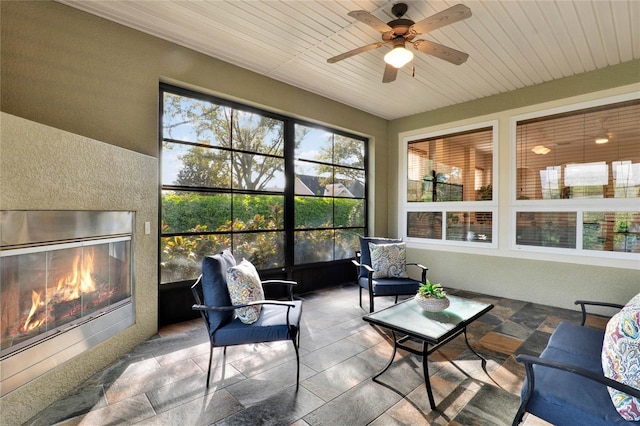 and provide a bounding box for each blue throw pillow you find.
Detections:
[202,249,236,333]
